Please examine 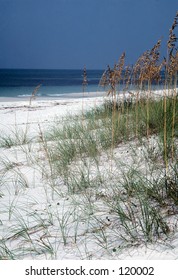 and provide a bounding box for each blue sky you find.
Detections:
[0,0,177,69]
